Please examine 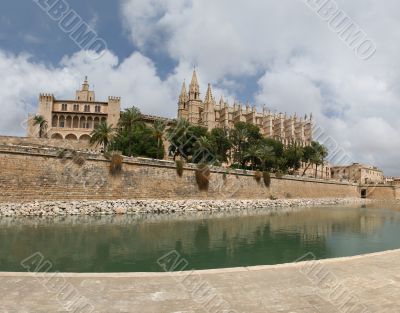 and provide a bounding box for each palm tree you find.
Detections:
[33,115,48,138]
[167,118,191,160]
[90,122,114,150]
[118,107,143,131]
[193,136,214,164]
[244,145,261,170]
[301,145,315,177]
[231,127,248,166]
[257,143,276,171]
[284,142,304,172]
[152,120,166,159]
[315,143,328,178]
